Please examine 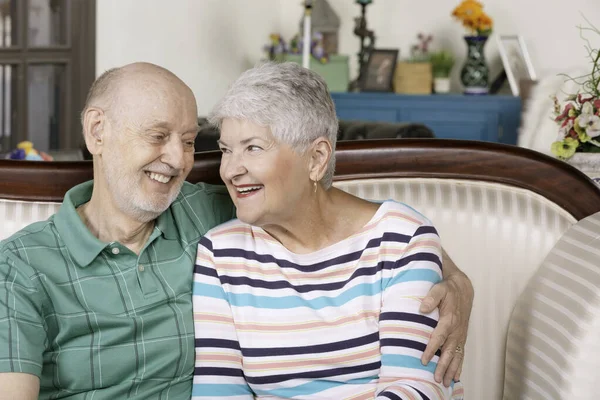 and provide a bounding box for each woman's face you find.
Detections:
[218,118,311,227]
